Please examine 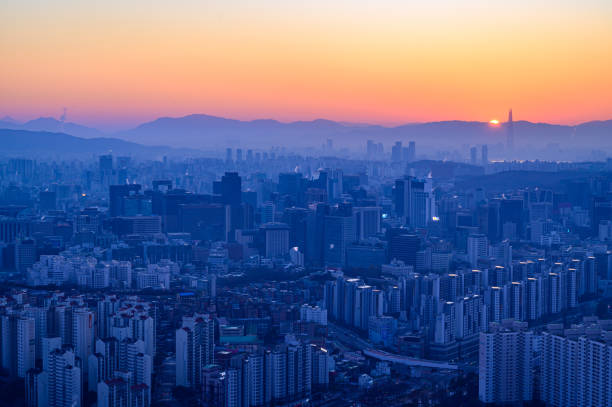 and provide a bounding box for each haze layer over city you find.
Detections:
[1,1,611,407]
